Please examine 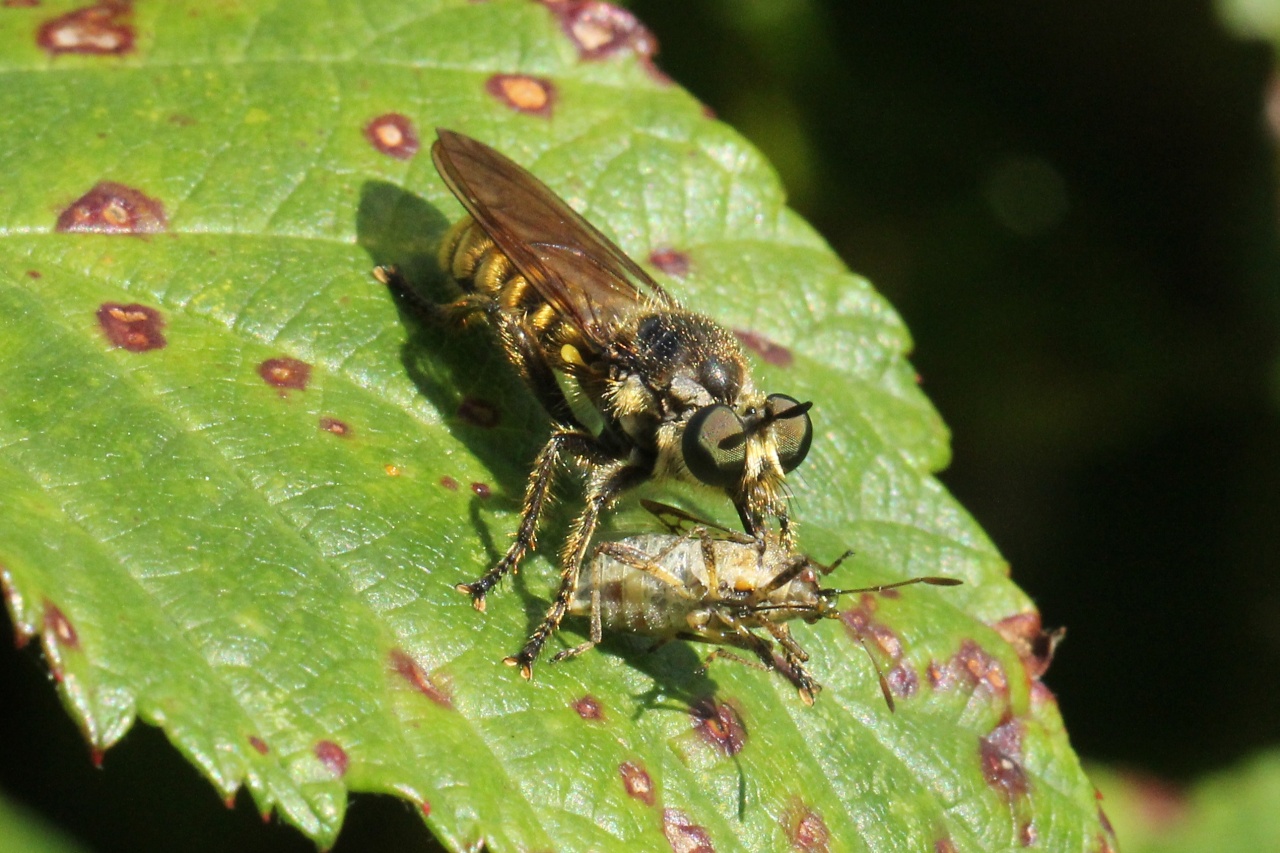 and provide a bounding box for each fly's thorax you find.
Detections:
[631,311,750,407]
